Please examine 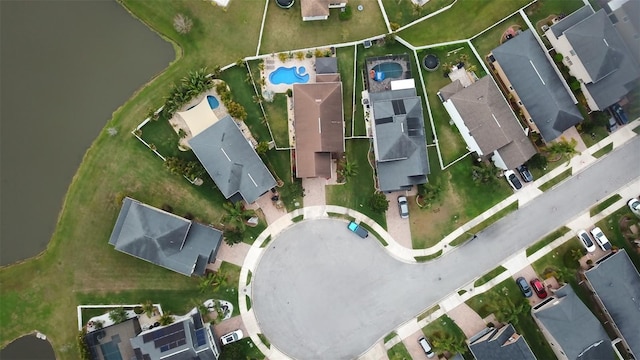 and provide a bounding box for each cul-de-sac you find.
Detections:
[1,0,639,359]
